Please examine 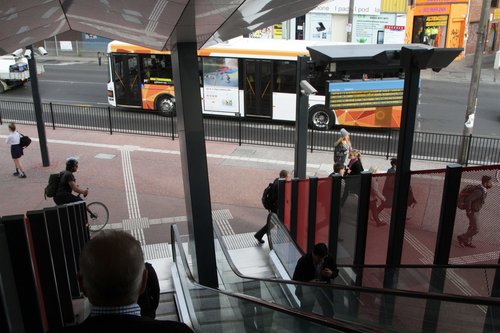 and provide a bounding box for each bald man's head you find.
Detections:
[79,230,145,306]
